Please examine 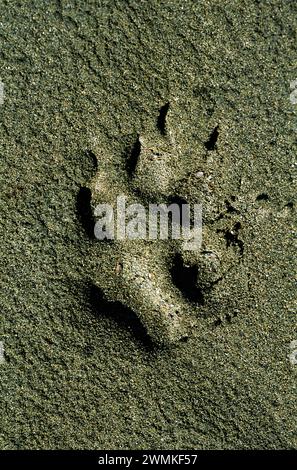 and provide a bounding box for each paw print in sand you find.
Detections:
[87,103,244,345]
